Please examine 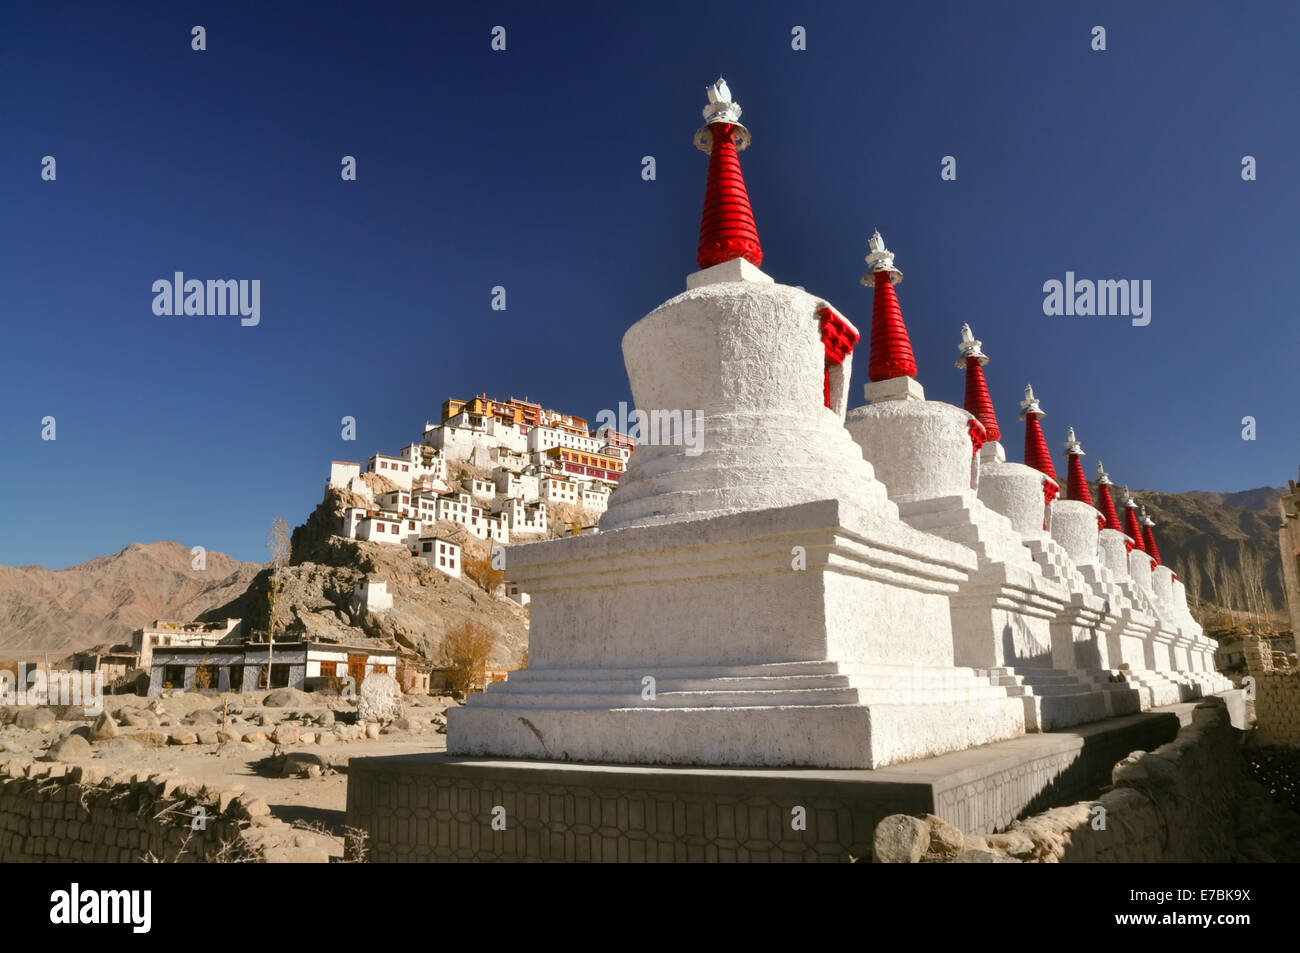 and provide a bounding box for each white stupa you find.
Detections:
[447,81,1027,769]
